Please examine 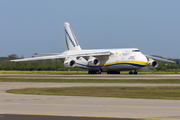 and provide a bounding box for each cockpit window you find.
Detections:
[132,50,140,52]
